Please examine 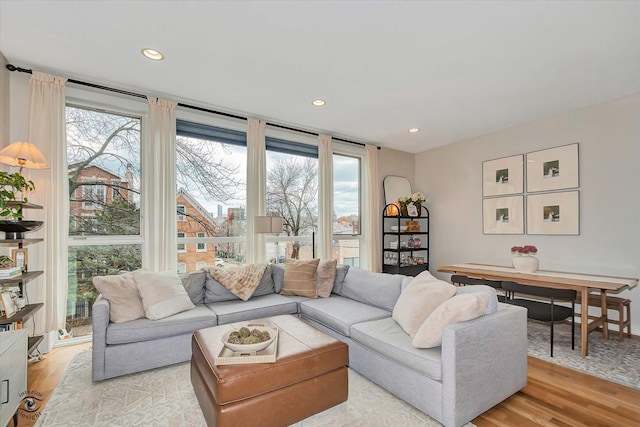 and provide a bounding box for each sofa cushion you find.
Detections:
[133,270,195,320]
[204,265,275,303]
[350,317,443,380]
[206,294,298,325]
[93,272,145,323]
[412,293,489,348]
[392,272,457,337]
[106,306,217,345]
[280,258,320,298]
[300,295,391,336]
[316,259,337,298]
[180,270,206,305]
[340,267,403,311]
